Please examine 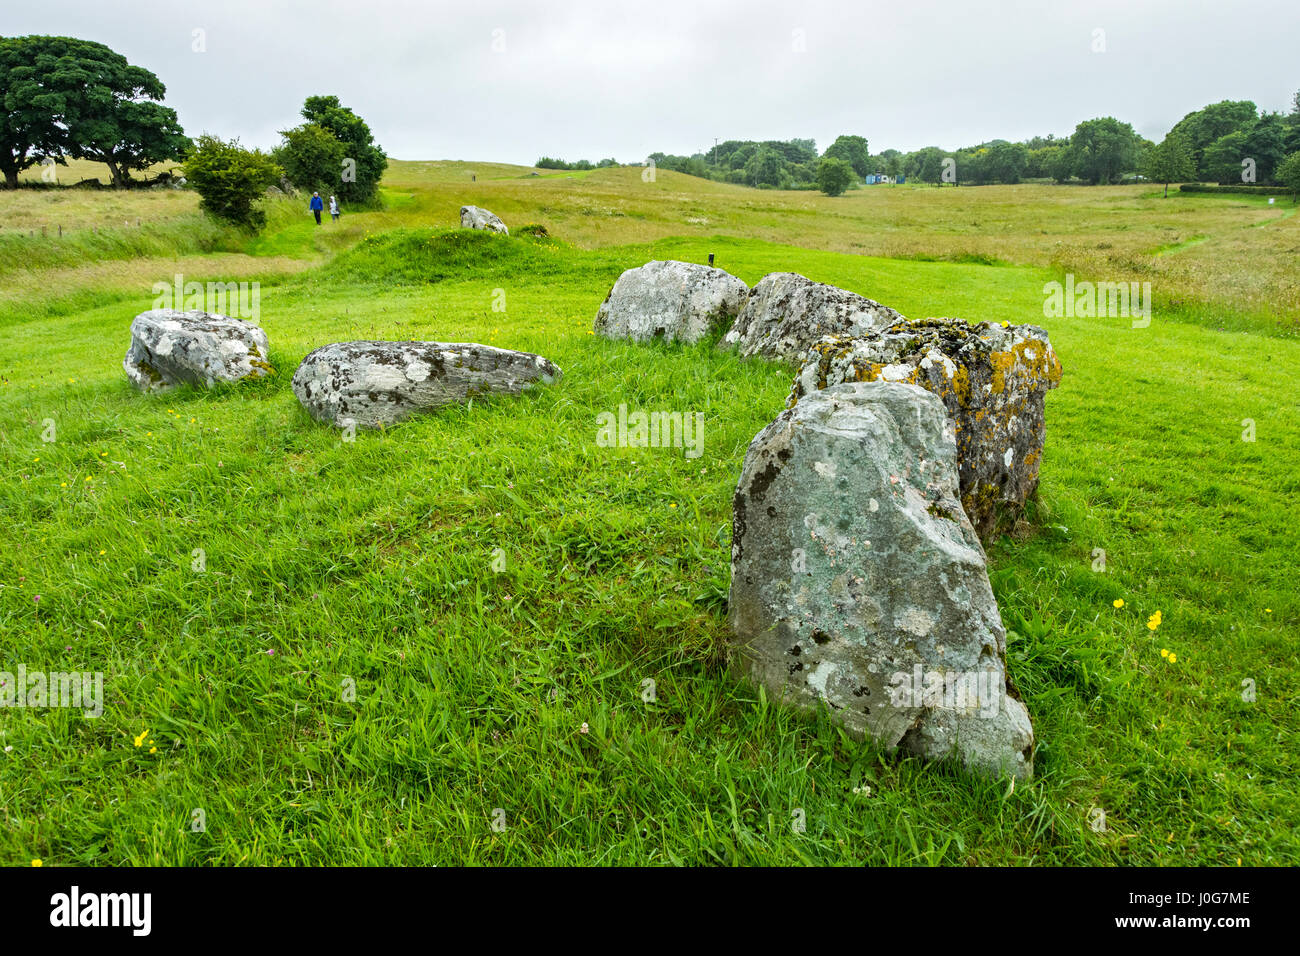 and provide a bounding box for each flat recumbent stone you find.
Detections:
[291,341,561,428]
